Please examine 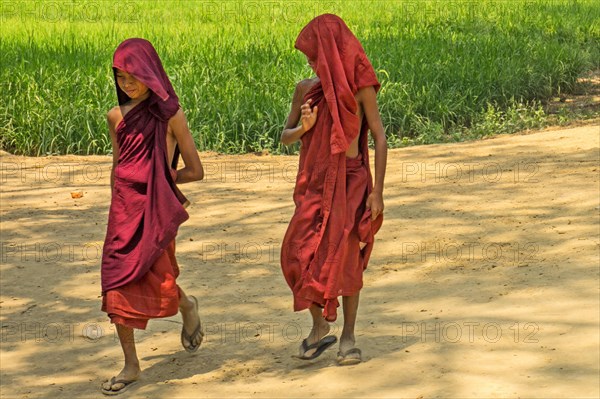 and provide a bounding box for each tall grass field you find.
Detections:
[1,0,598,155]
